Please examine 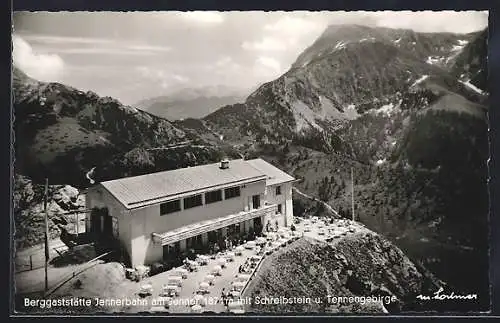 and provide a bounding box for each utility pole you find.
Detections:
[44,178,49,293]
[351,167,355,221]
